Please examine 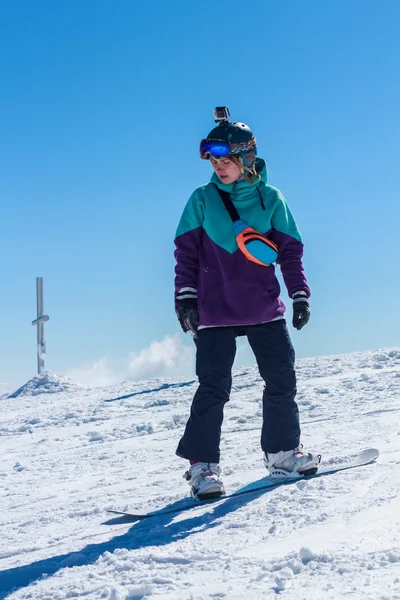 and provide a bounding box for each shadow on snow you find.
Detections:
[103,380,196,403]
[0,482,270,599]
